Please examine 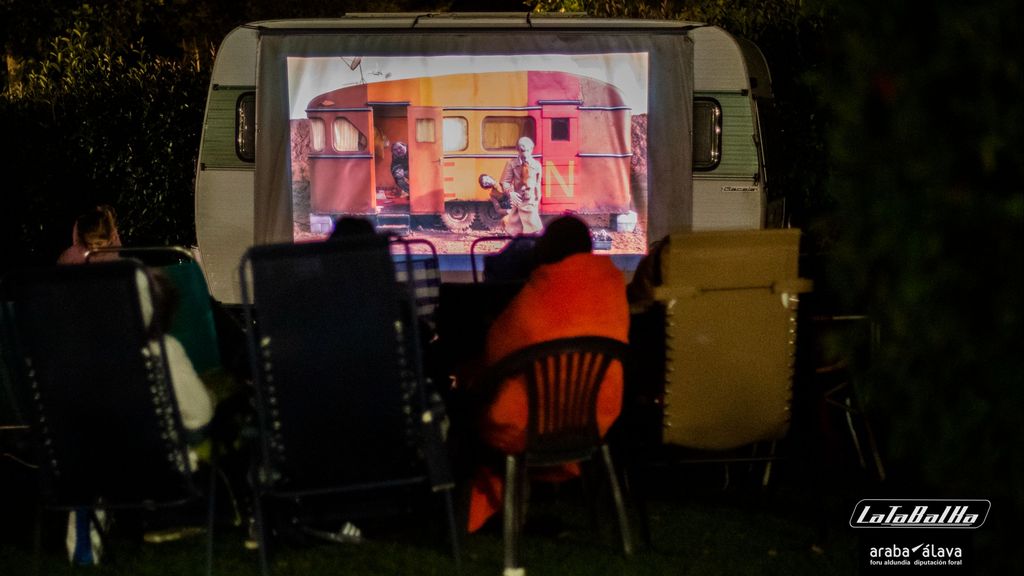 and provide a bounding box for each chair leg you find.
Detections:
[252,490,270,576]
[600,444,634,556]
[440,488,463,571]
[33,501,42,576]
[503,454,524,576]
[761,440,778,488]
[622,459,652,547]
[206,455,217,576]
